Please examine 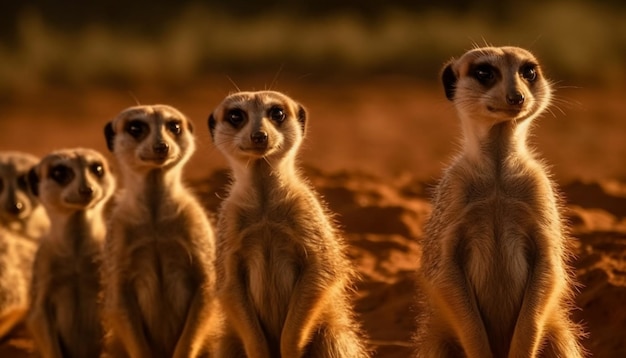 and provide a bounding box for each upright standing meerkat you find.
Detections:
[208,90,369,358]
[0,152,49,339]
[102,104,219,358]
[415,46,585,358]
[26,148,115,358]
